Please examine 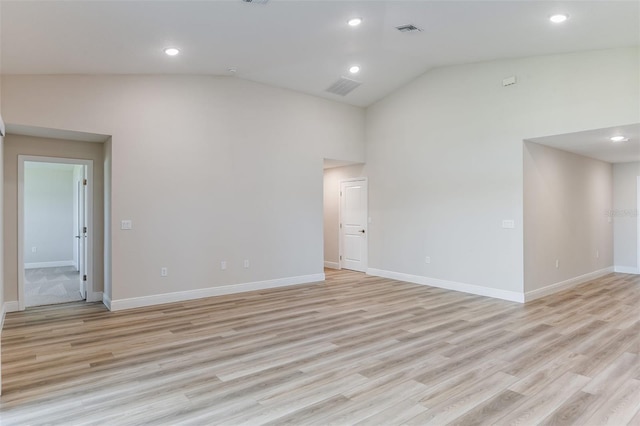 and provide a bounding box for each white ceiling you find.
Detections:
[1,0,638,107]
[527,123,640,164]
